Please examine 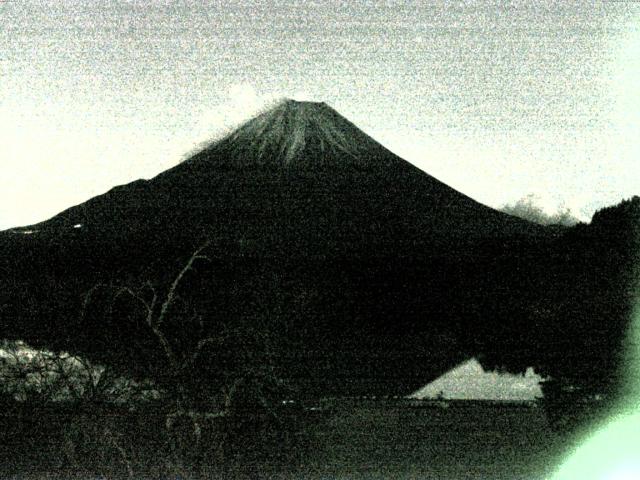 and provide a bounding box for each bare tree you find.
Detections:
[81,242,213,401]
